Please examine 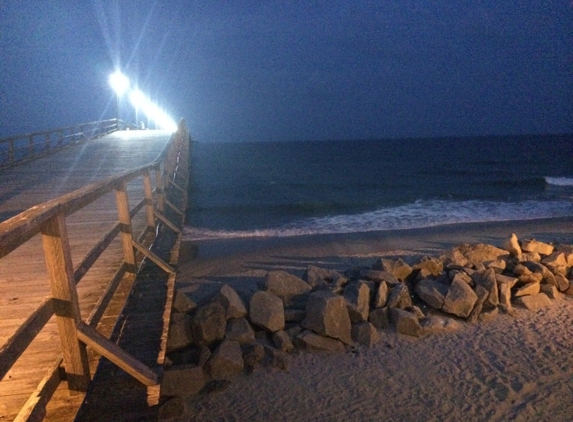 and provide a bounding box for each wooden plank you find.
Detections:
[0,298,53,380]
[13,357,63,422]
[76,323,157,387]
[165,199,185,217]
[114,180,137,275]
[153,210,181,234]
[40,213,90,392]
